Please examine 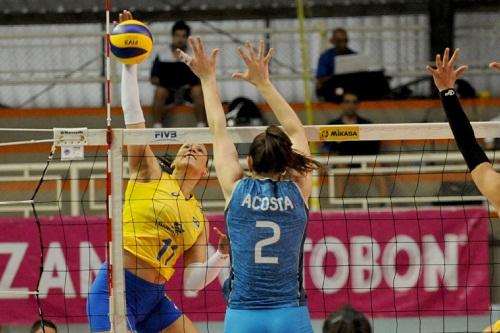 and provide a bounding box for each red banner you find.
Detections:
[0,207,490,324]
